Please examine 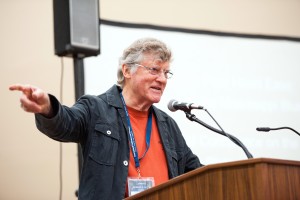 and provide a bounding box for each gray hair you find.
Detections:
[117,38,172,88]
